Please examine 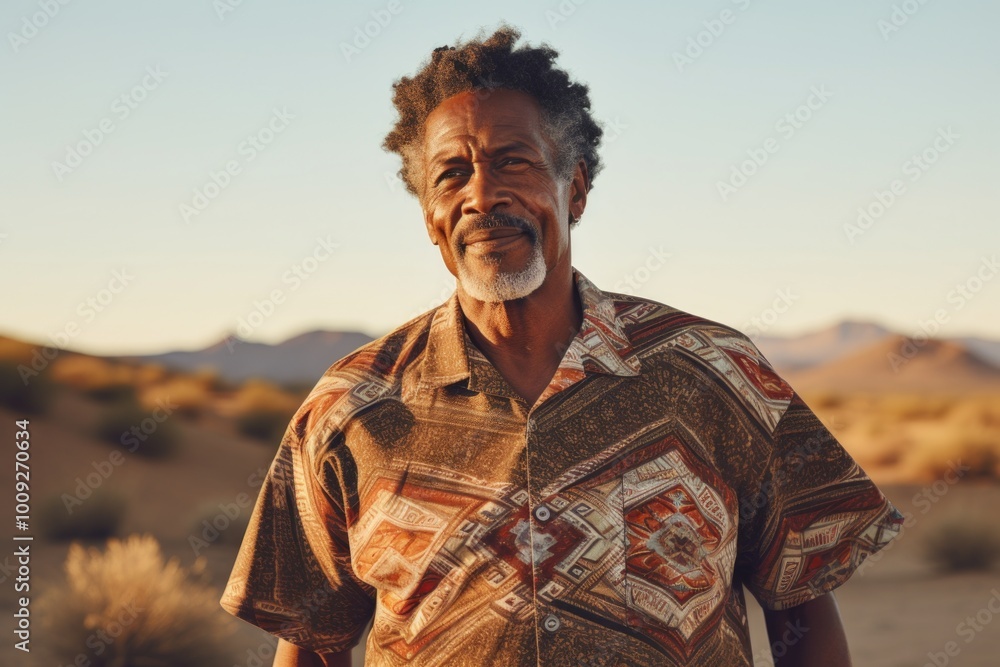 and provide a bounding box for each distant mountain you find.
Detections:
[782,334,1000,394]
[6,317,999,390]
[749,319,893,373]
[119,329,375,386]
[958,336,1000,368]
[127,319,995,389]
